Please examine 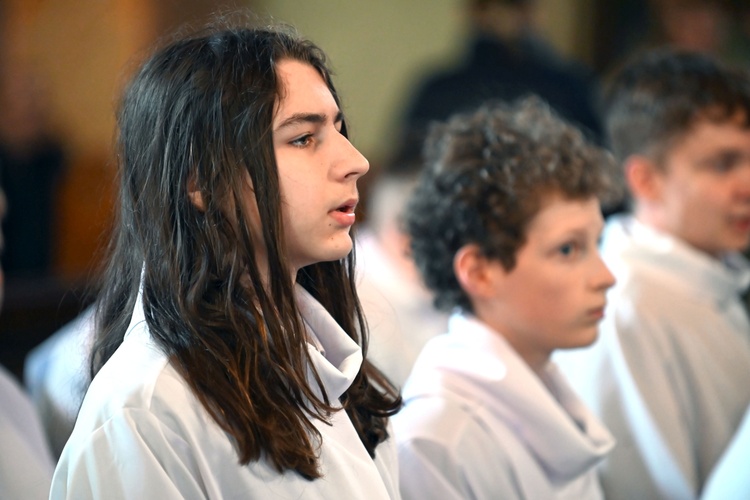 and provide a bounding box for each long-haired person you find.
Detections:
[50,24,402,499]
